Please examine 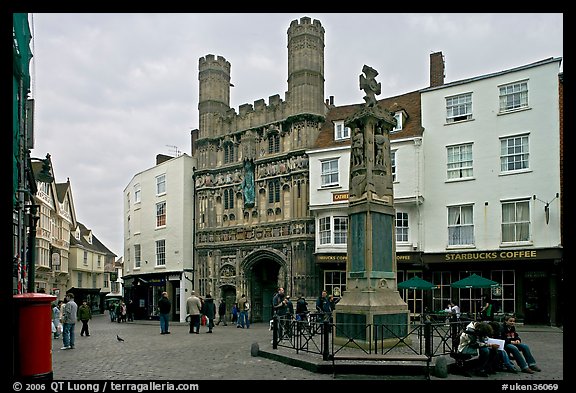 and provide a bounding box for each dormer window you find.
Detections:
[333,120,351,141]
[391,110,407,132]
